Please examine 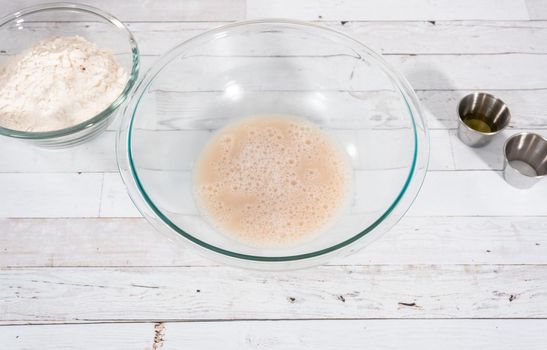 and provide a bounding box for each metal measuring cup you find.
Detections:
[457,92,511,147]
[503,132,547,189]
